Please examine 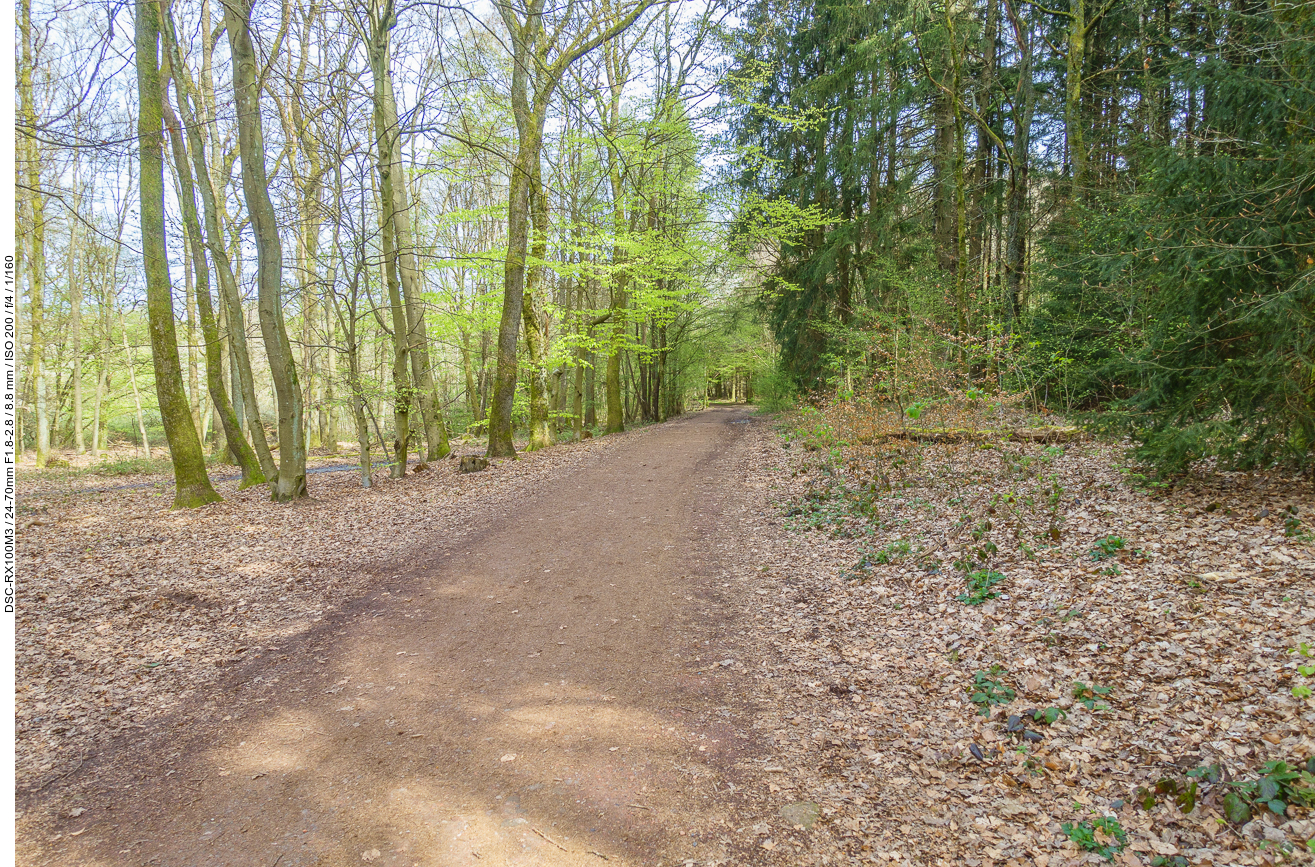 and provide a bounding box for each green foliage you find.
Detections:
[1284,508,1311,541]
[1224,761,1315,822]
[1137,776,1202,814]
[1030,706,1067,725]
[1089,535,1126,561]
[1128,760,1315,826]
[784,477,882,538]
[1138,764,1224,814]
[905,399,934,421]
[1293,643,1315,699]
[1018,5,1315,476]
[967,667,1015,715]
[1062,817,1127,860]
[755,365,798,412]
[845,539,916,581]
[957,569,1007,605]
[1049,31,1313,474]
[1222,792,1252,824]
[792,406,842,452]
[726,0,1315,476]
[1071,681,1112,711]
[874,539,911,564]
